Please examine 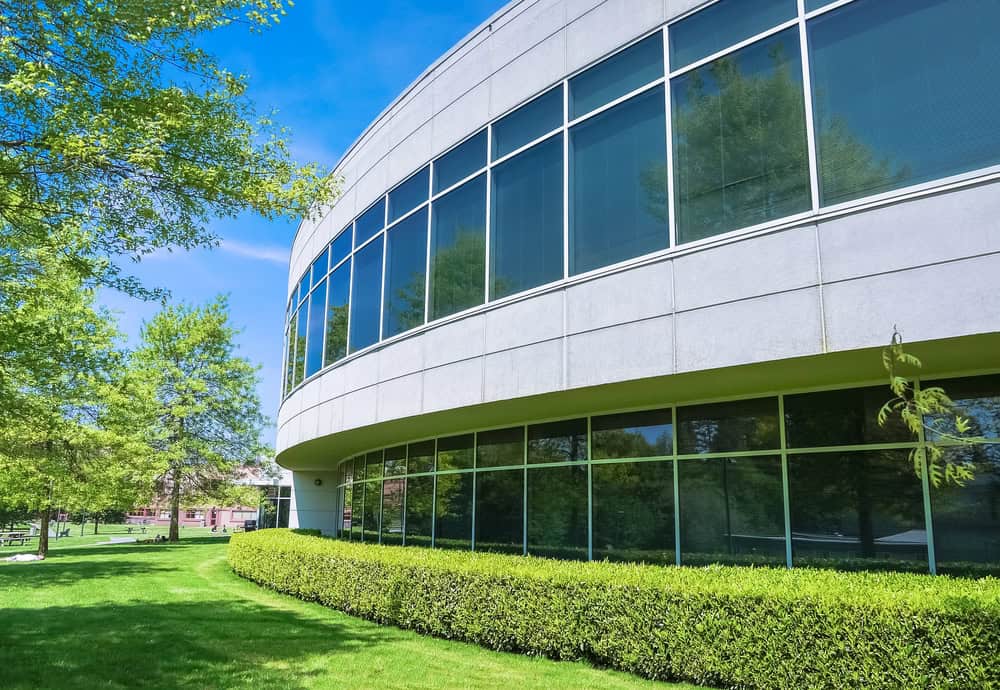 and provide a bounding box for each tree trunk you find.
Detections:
[37,508,50,558]
[169,467,181,542]
[93,516,99,535]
